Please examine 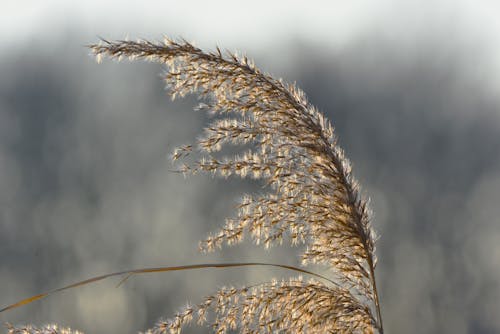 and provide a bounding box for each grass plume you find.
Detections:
[4,37,383,333]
